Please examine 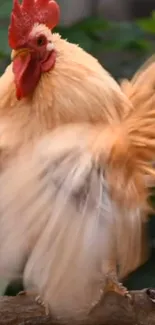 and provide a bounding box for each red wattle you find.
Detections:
[41,50,56,72]
[13,53,41,100]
